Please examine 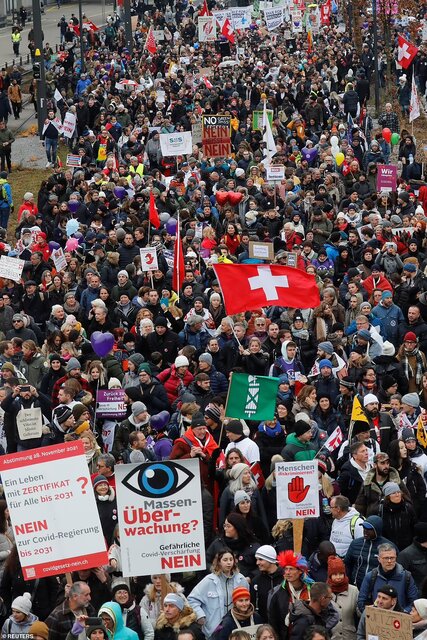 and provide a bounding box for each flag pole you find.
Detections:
[176,212,181,303]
